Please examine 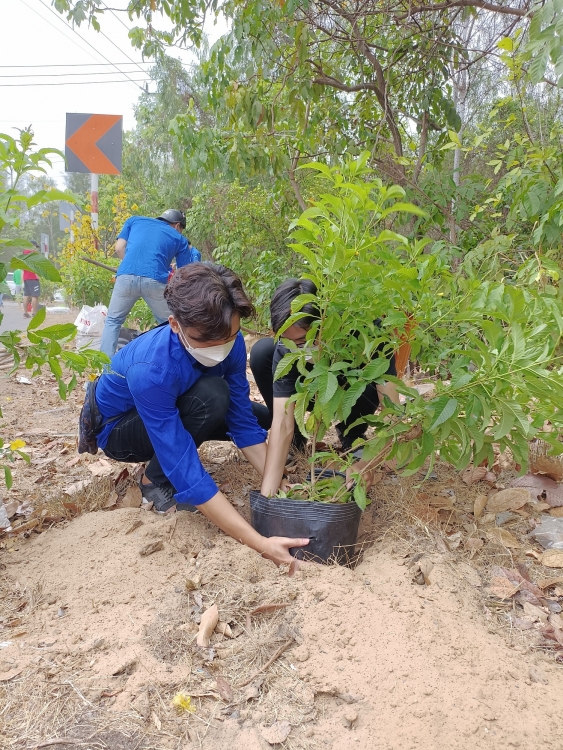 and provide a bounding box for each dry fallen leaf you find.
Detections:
[196,604,219,648]
[474,495,487,518]
[104,491,118,510]
[486,488,530,514]
[464,537,484,558]
[151,712,162,731]
[445,531,461,550]
[215,621,233,638]
[550,507,563,518]
[523,601,548,624]
[488,577,519,600]
[63,480,91,496]
[261,721,292,746]
[215,675,234,702]
[88,459,113,477]
[0,669,22,682]
[548,612,563,630]
[461,466,488,486]
[542,548,563,569]
[511,474,563,507]
[139,540,164,557]
[531,455,563,483]
[487,528,521,549]
[419,558,433,585]
[536,575,563,589]
[121,486,142,508]
[244,681,262,701]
